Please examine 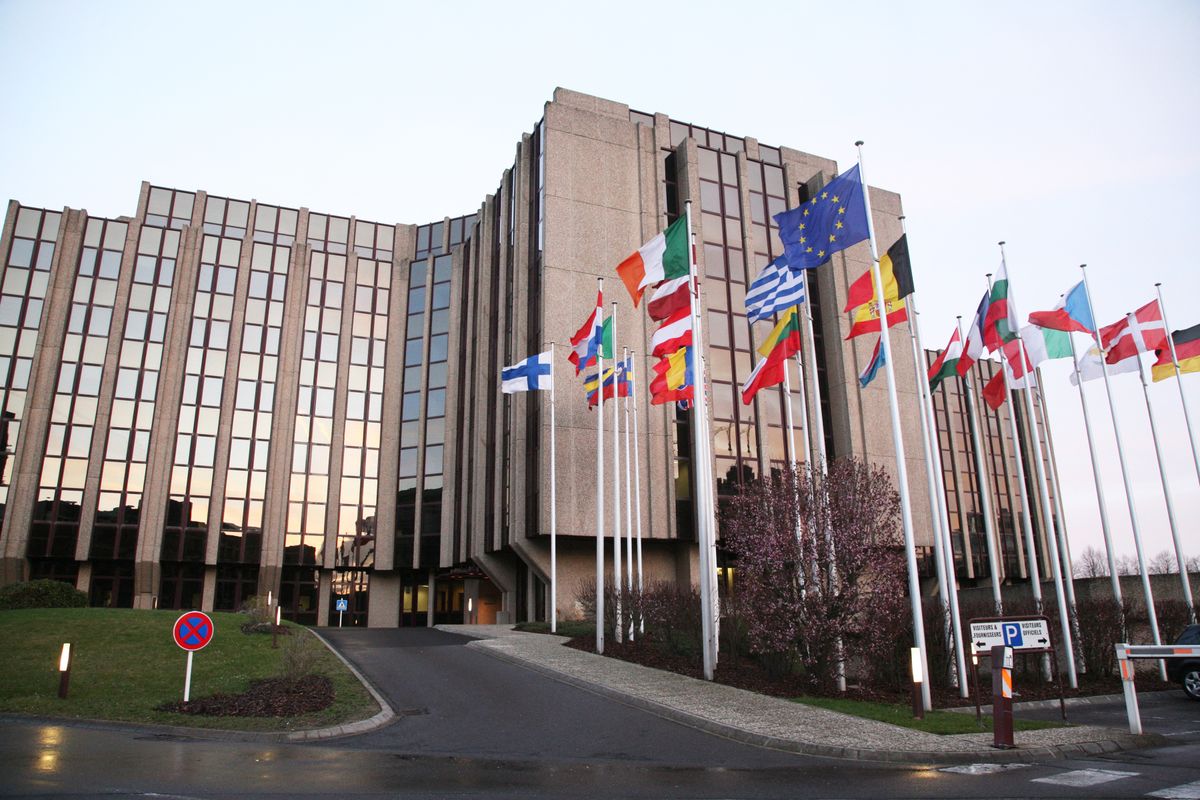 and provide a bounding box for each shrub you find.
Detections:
[0,579,87,610]
[1074,597,1133,678]
[239,594,276,634]
[279,630,326,683]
